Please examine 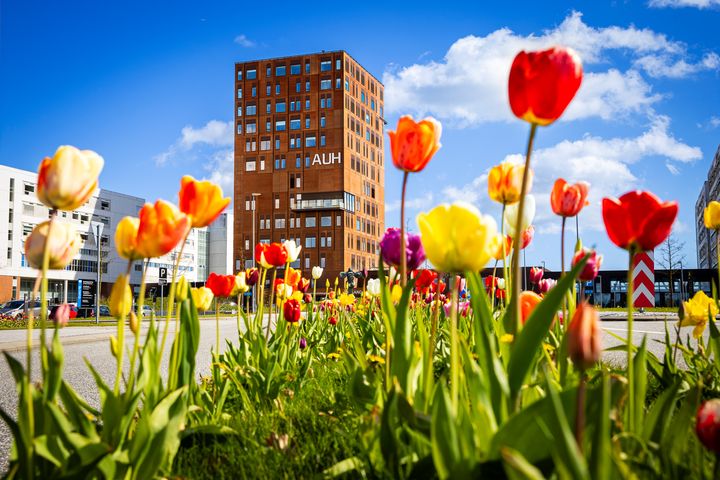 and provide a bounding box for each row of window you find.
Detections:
[256,214,339,228]
[237,95,333,119]
[243,134,326,155]
[237,58,342,82]
[237,114,327,135]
